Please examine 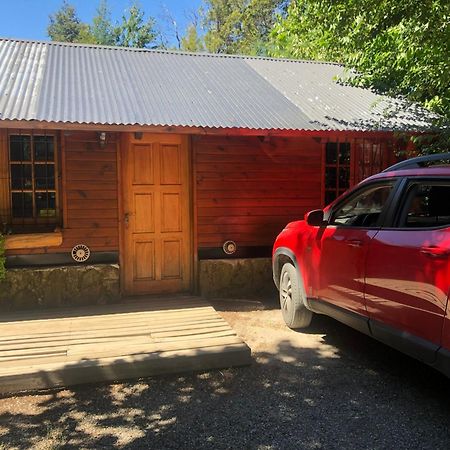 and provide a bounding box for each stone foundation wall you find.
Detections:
[0,264,120,311]
[0,259,278,311]
[199,258,277,299]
